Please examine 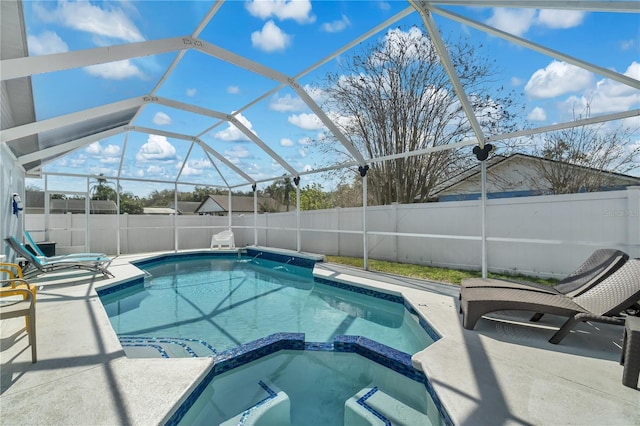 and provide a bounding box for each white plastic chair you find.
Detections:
[211,230,235,249]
